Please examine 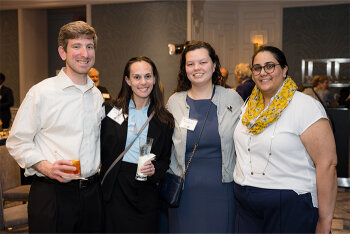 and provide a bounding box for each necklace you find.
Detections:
[248,121,278,176]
